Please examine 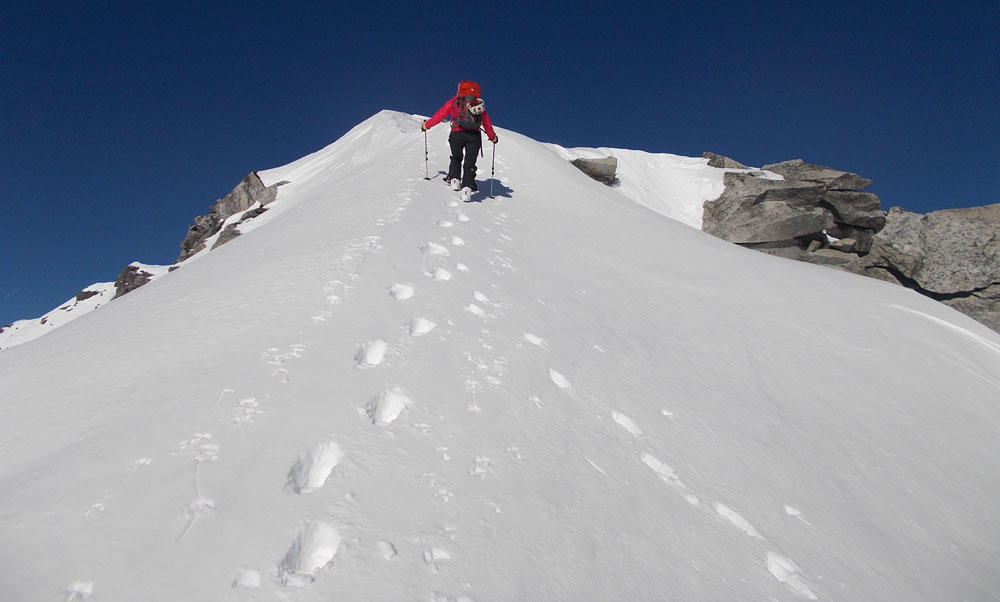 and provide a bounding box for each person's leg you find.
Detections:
[447,133,464,183]
[461,134,483,190]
